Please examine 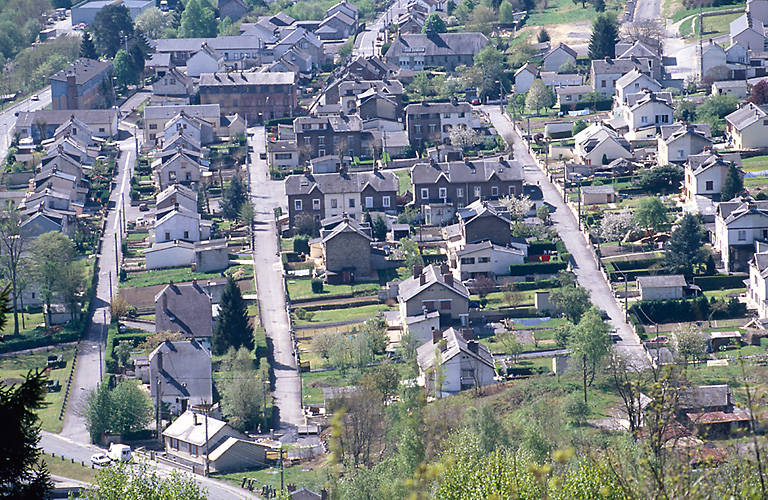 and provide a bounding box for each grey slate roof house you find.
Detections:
[385,32,489,70]
[155,282,213,341]
[149,339,213,416]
